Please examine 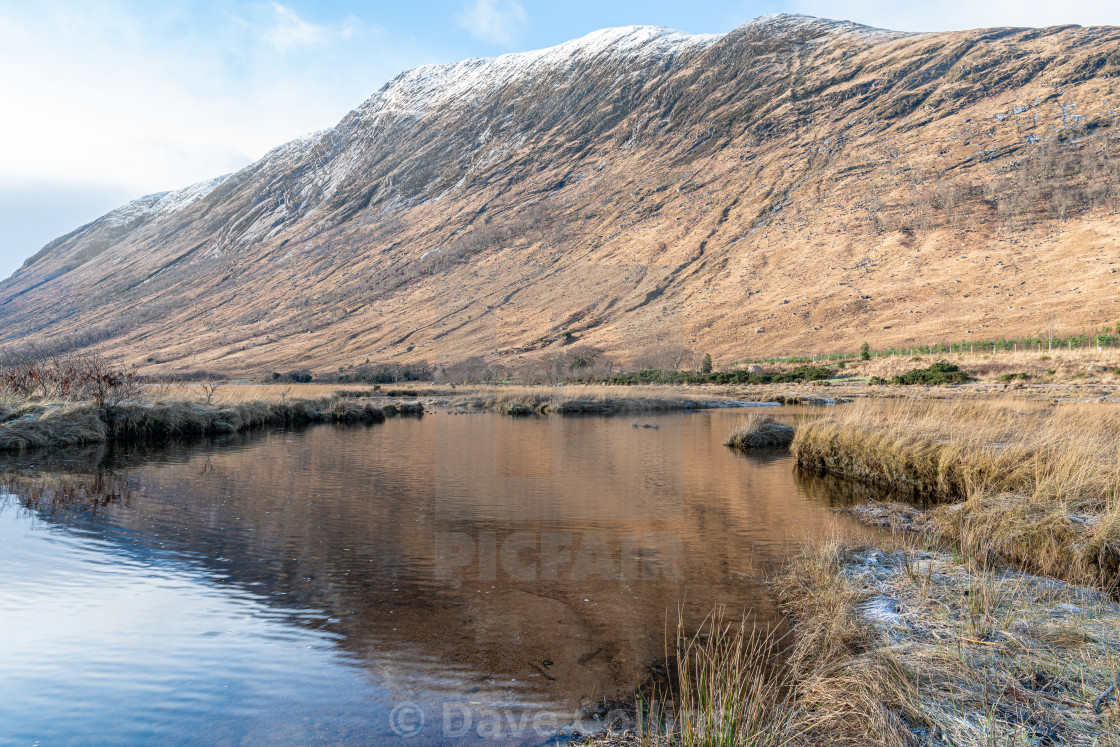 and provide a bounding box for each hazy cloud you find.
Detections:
[0,3,419,197]
[0,178,134,280]
[0,1,428,272]
[456,0,528,45]
[258,3,363,51]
